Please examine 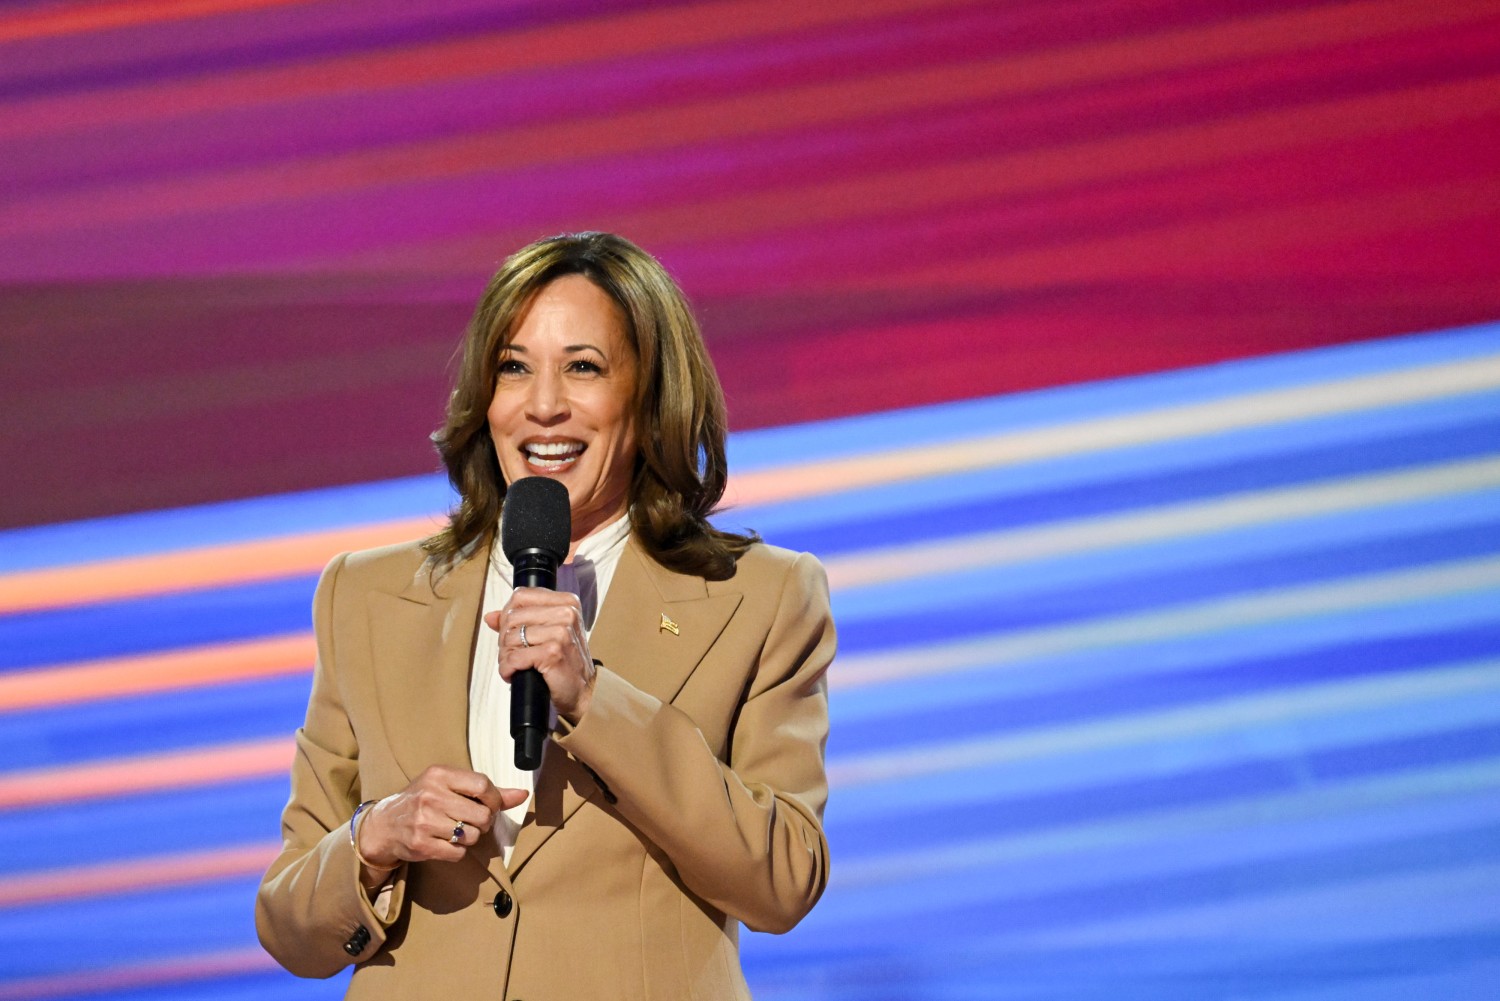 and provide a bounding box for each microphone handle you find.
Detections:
[511,552,558,770]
